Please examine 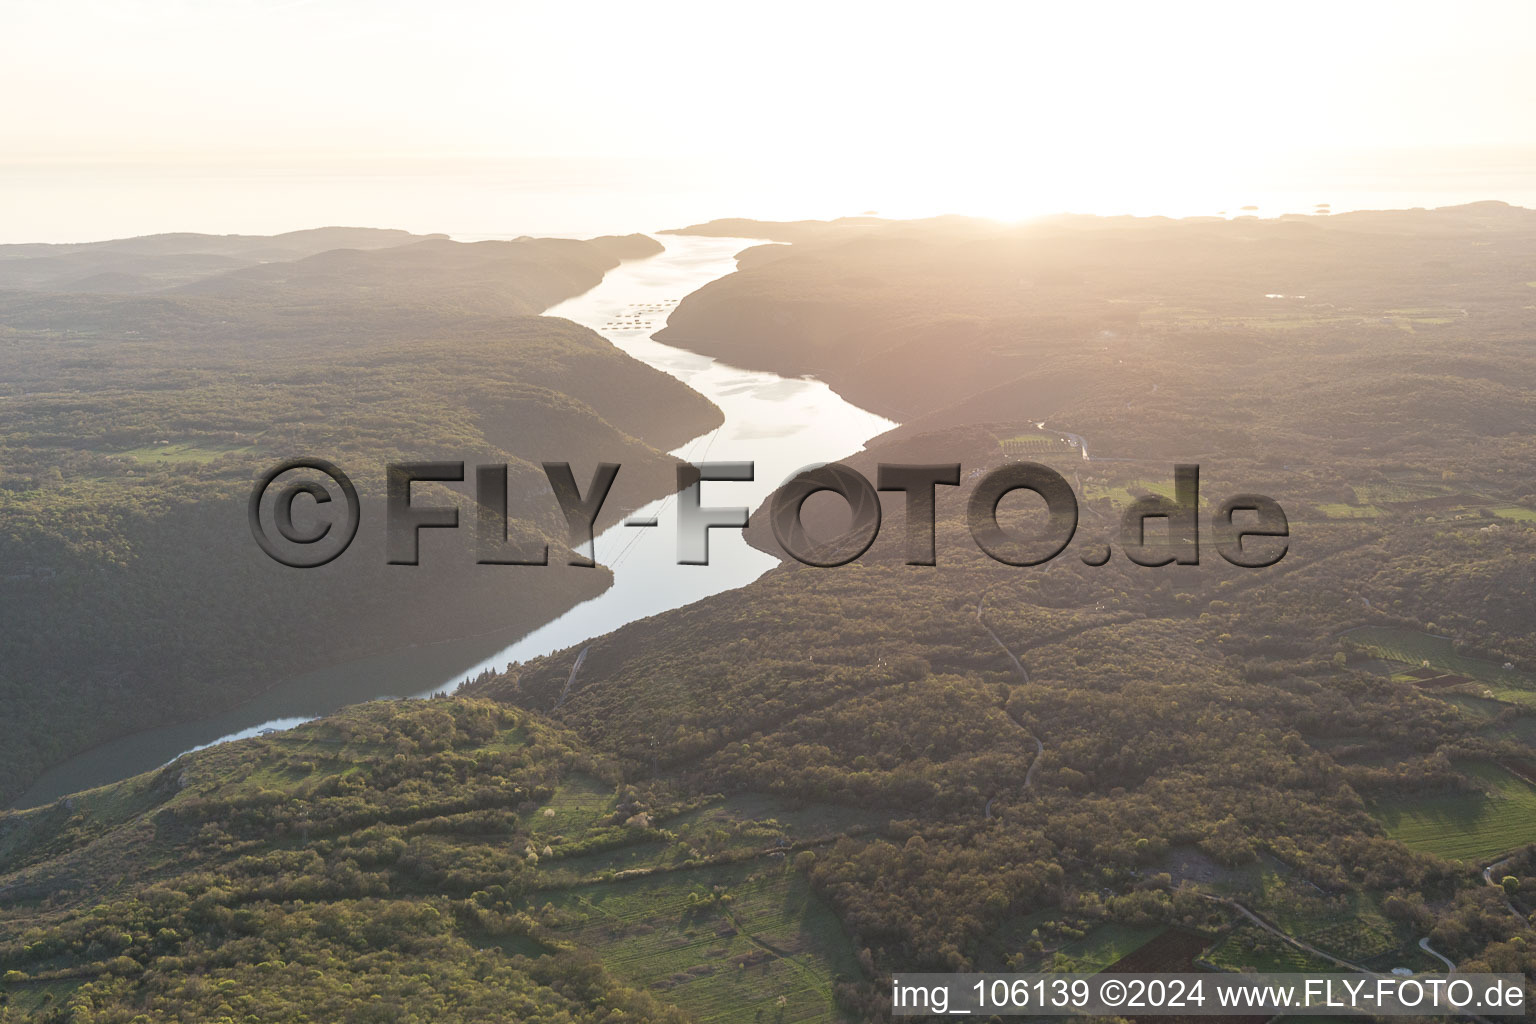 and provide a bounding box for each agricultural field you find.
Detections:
[1082,477,1208,509]
[1053,922,1166,971]
[1315,502,1382,519]
[0,977,79,1017]
[1481,687,1536,710]
[539,860,859,1023]
[1350,481,1454,505]
[1235,863,1405,964]
[996,431,1078,458]
[1478,712,1536,746]
[1204,924,1333,973]
[1344,626,1535,694]
[1302,915,1398,964]
[535,790,888,882]
[1192,857,1429,972]
[1137,303,1363,332]
[119,440,254,464]
[666,793,891,844]
[528,771,617,836]
[1381,306,1467,327]
[1100,928,1214,972]
[1371,761,1536,862]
